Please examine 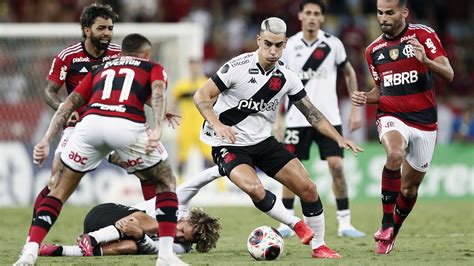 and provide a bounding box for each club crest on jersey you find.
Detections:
[313,48,325,60]
[402,44,415,58]
[269,77,282,91]
[389,48,399,60]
